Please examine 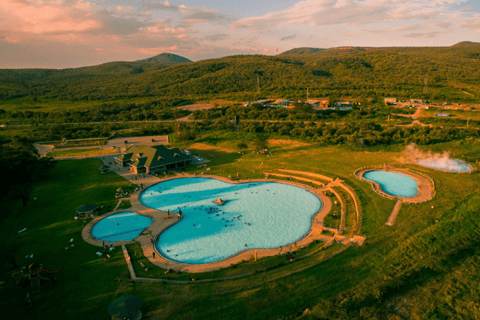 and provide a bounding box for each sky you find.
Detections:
[1,0,480,68]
